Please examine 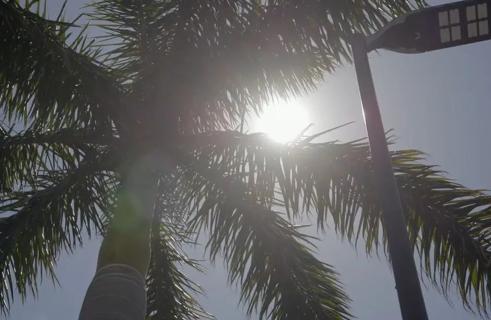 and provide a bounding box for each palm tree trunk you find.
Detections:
[79,154,160,320]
